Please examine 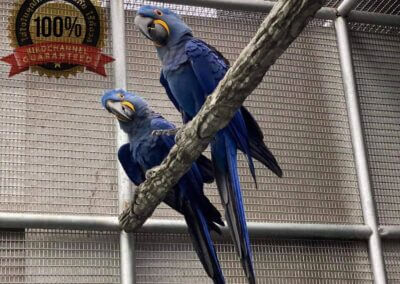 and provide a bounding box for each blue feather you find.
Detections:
[135,7,283,282]
[102,90,225,283]
[227,111,258,185]
[118,143,145,185]
[154,27,260,282]
[211,132,255,284]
